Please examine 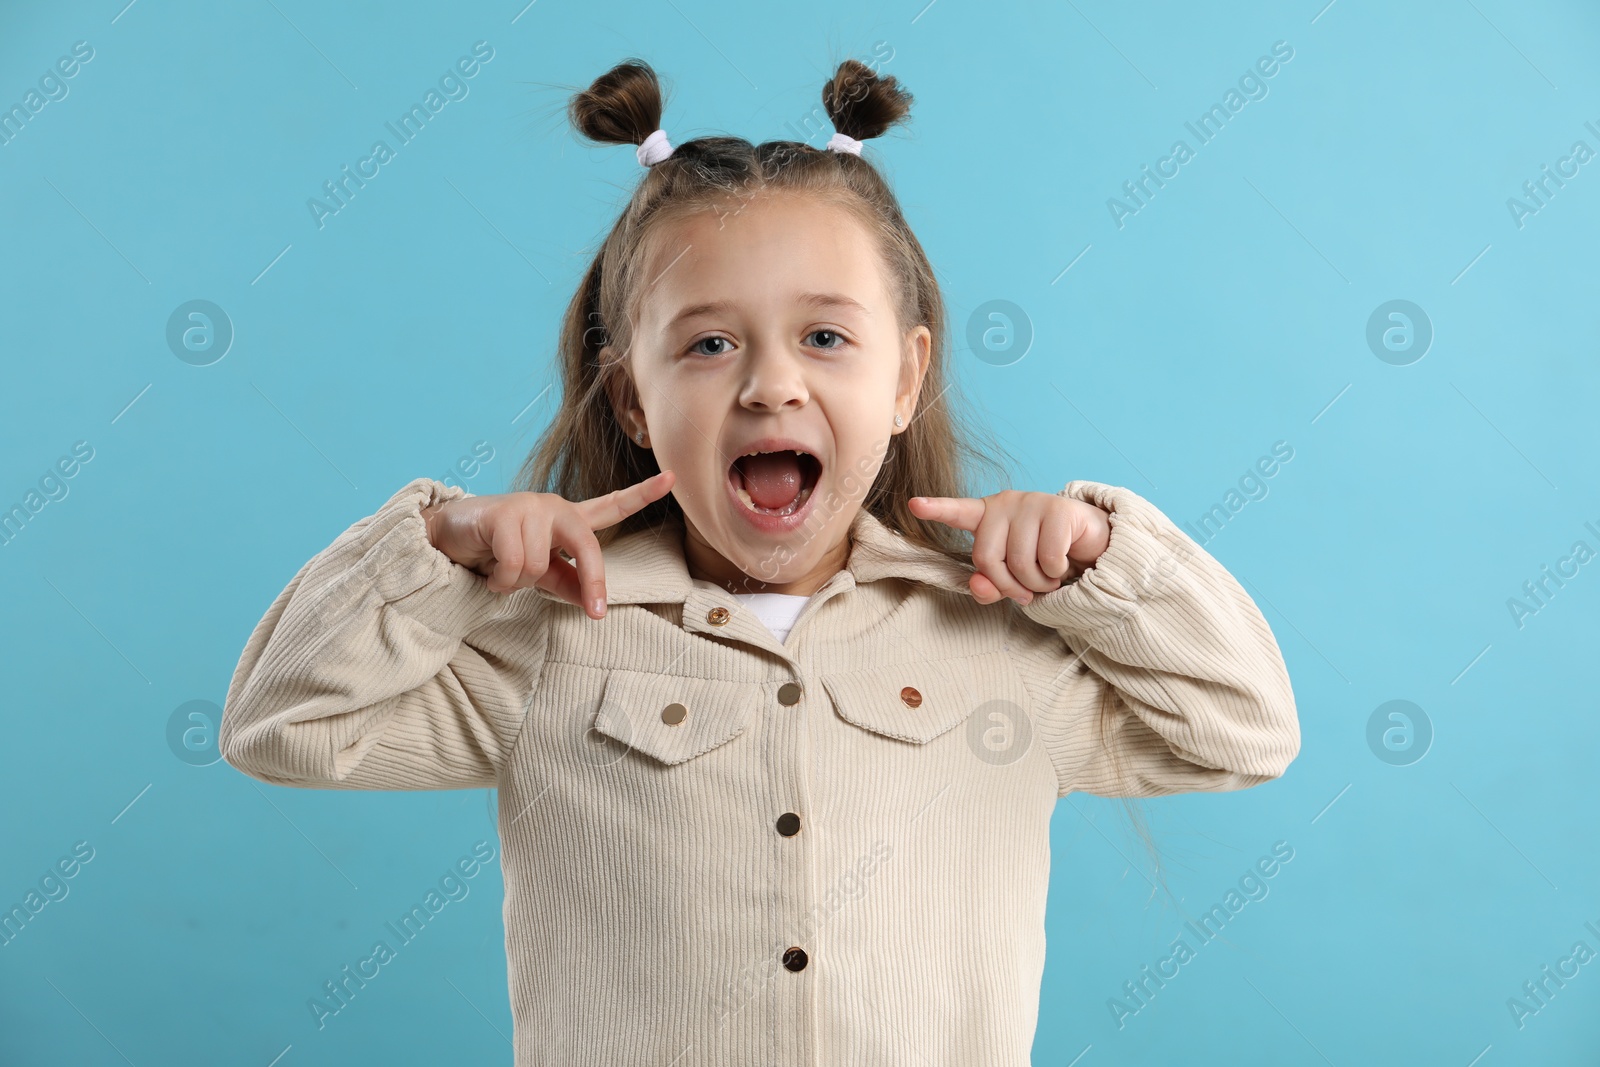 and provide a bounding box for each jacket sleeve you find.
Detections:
[219,477,549,791]
[1013,480,1300,799]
